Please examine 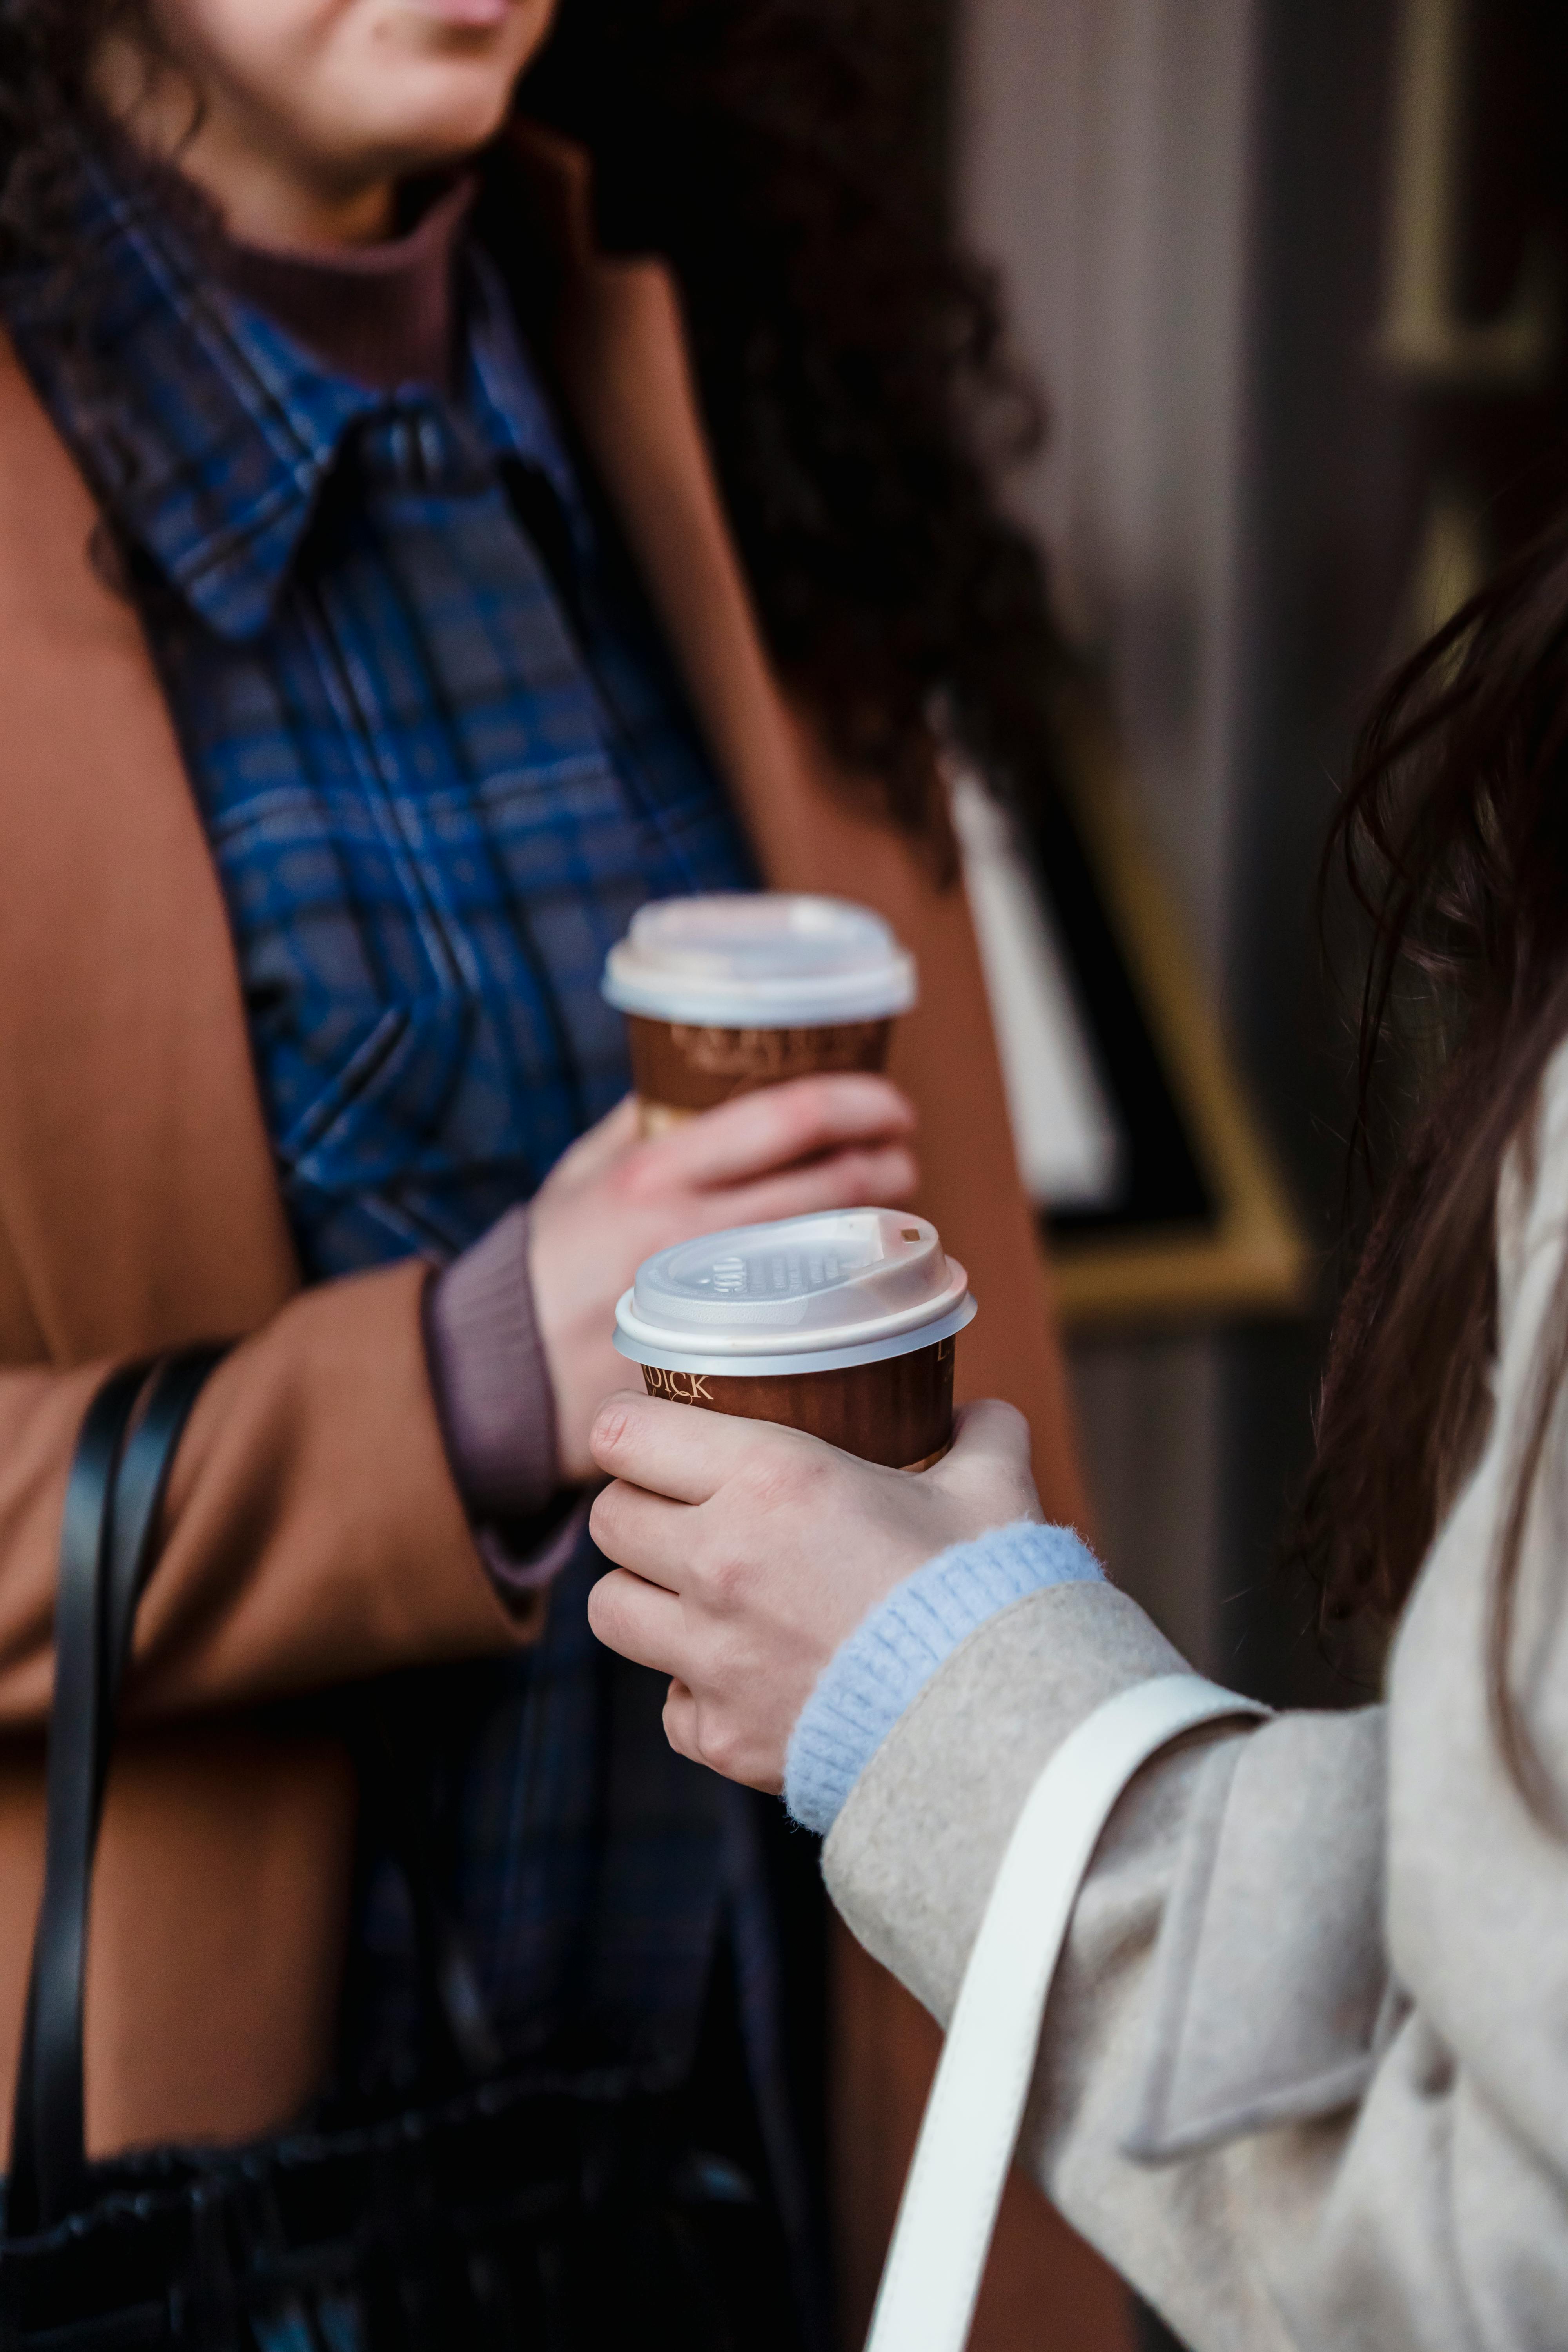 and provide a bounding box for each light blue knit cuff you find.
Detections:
[784,1520,1104,1836]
